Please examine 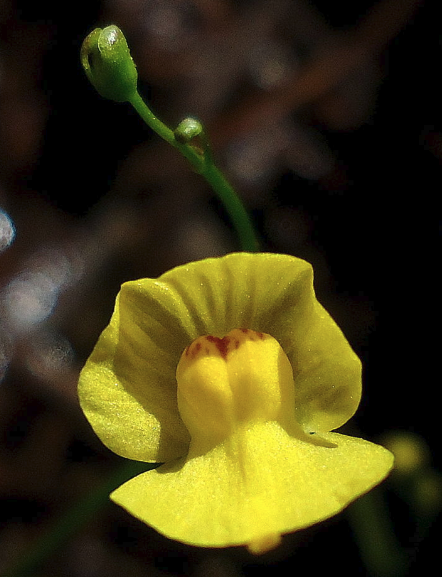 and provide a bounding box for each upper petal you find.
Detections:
[160,252,362,432]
